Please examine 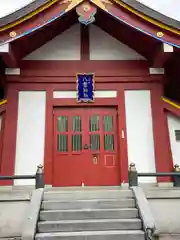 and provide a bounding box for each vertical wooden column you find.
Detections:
[80,24,89,60]
[0,110,5,173]
[151,84,173,182]
[44,88,53,185]
[117,91,129,183]
[0,85,18,185]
